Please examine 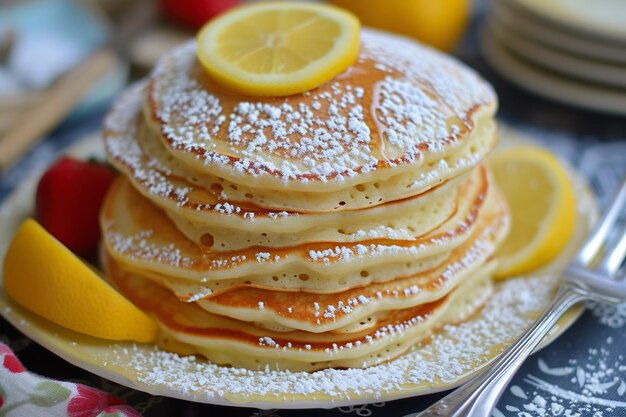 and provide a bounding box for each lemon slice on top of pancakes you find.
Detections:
[196,1,360,96]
